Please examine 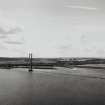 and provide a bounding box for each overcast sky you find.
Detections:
[0,0,105,57]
